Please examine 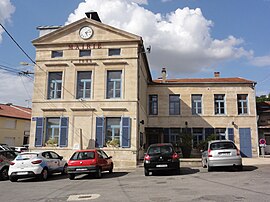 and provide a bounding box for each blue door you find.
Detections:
[239,128,252,157]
